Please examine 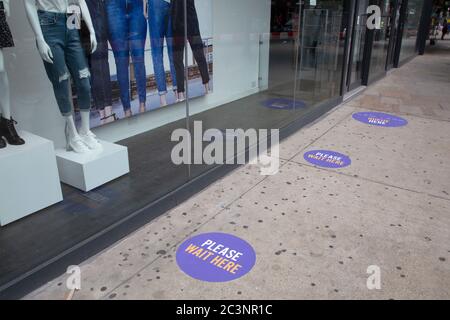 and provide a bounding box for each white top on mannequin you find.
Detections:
[24,0,97,64]
[35,0,71,13]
